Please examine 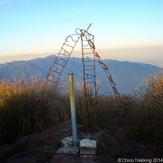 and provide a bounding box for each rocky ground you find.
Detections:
[0,121,160,163]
